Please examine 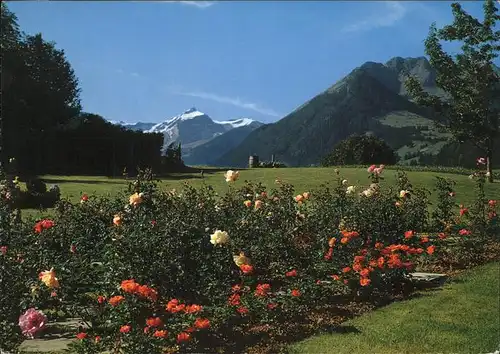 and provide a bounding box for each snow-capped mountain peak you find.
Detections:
[214,118,255,129]
[109,108,263,158]
[170,107,206,122]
